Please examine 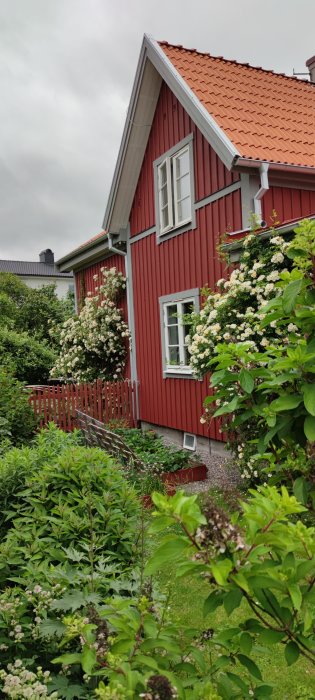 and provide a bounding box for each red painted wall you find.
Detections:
[75,254,130,378]
[263,186,315,224]
[130,82,242,439]
[130,82,240,237]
